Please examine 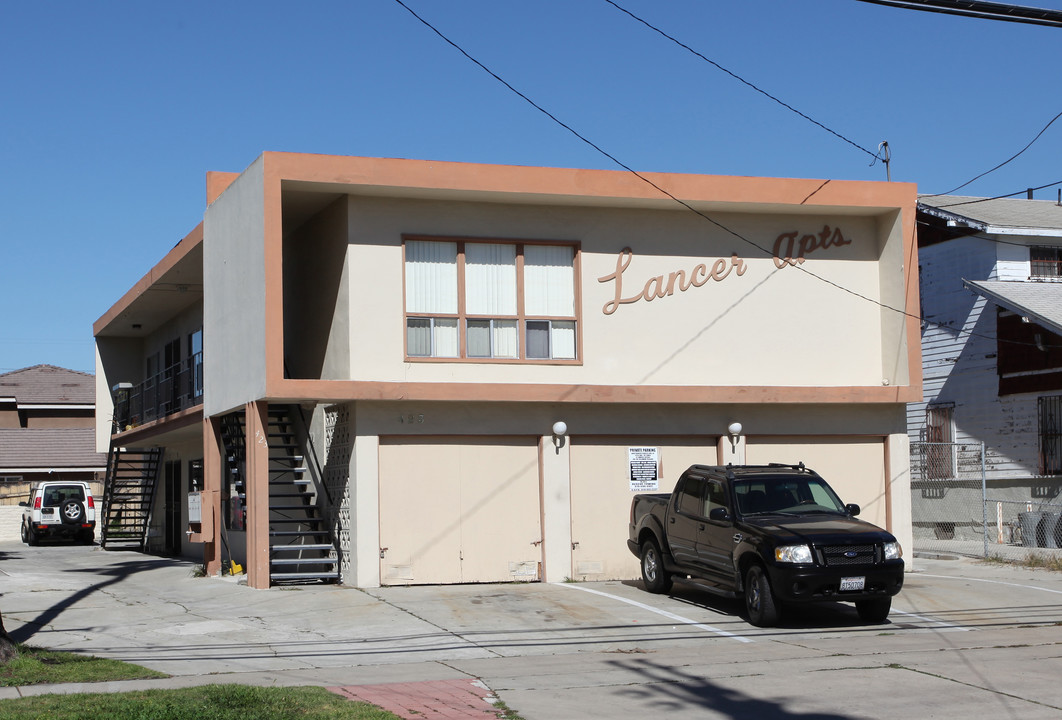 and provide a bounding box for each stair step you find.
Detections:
[270,571,340,581]
[269,529,329,536]
[270,557,338,566]
[271,543,334,552]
